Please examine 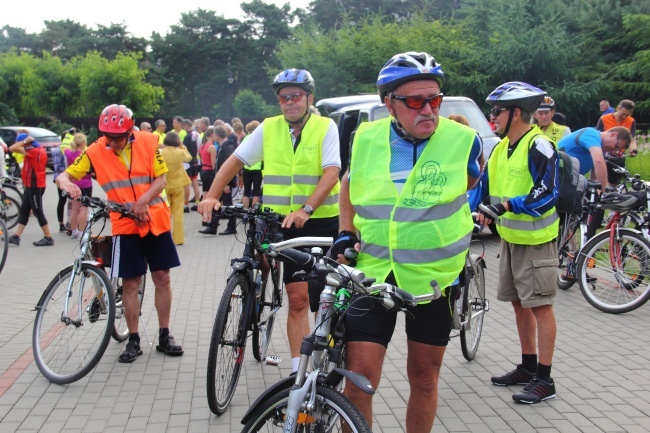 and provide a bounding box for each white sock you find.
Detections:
[291,357,300,372]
